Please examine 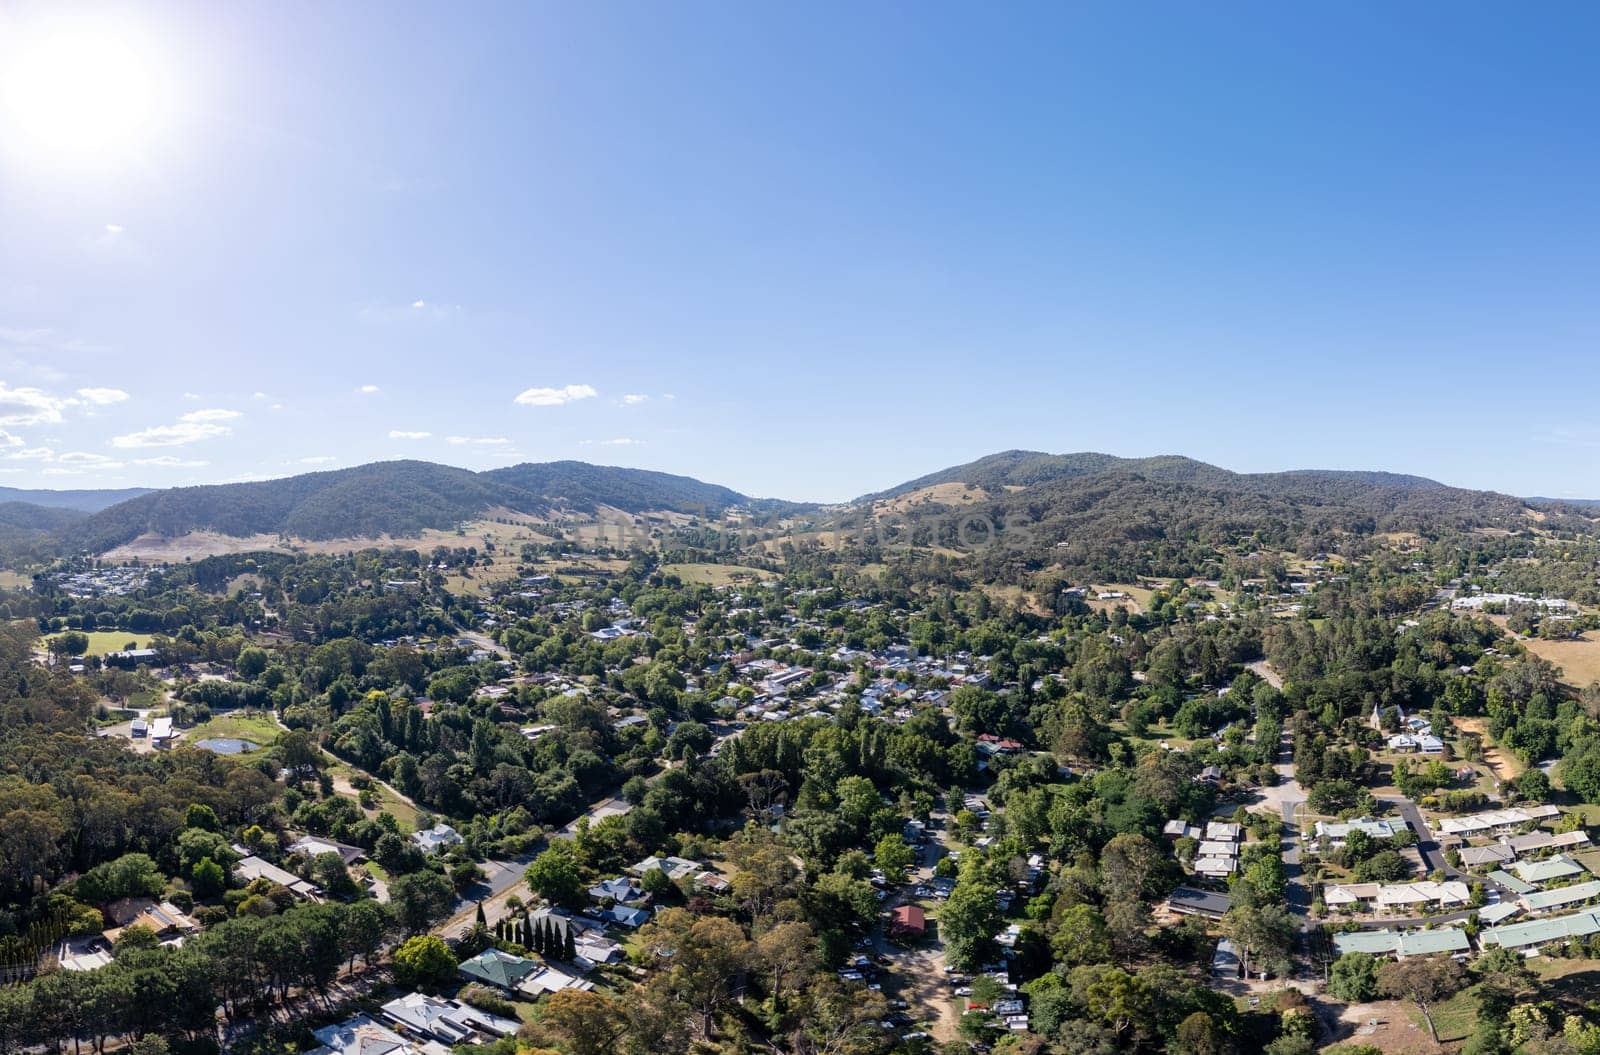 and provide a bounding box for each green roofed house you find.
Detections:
[1481,909,1600,952]
[458,949,539,992]
[1488,870,1536,896]
[1514,855,1586,886]
[1331,928,1469,959]
[1523,879,1600,914]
